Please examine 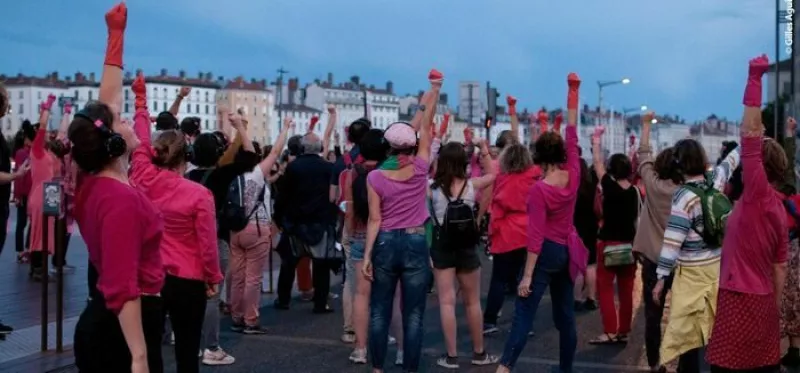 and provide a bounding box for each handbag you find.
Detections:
[603,243,635,267]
